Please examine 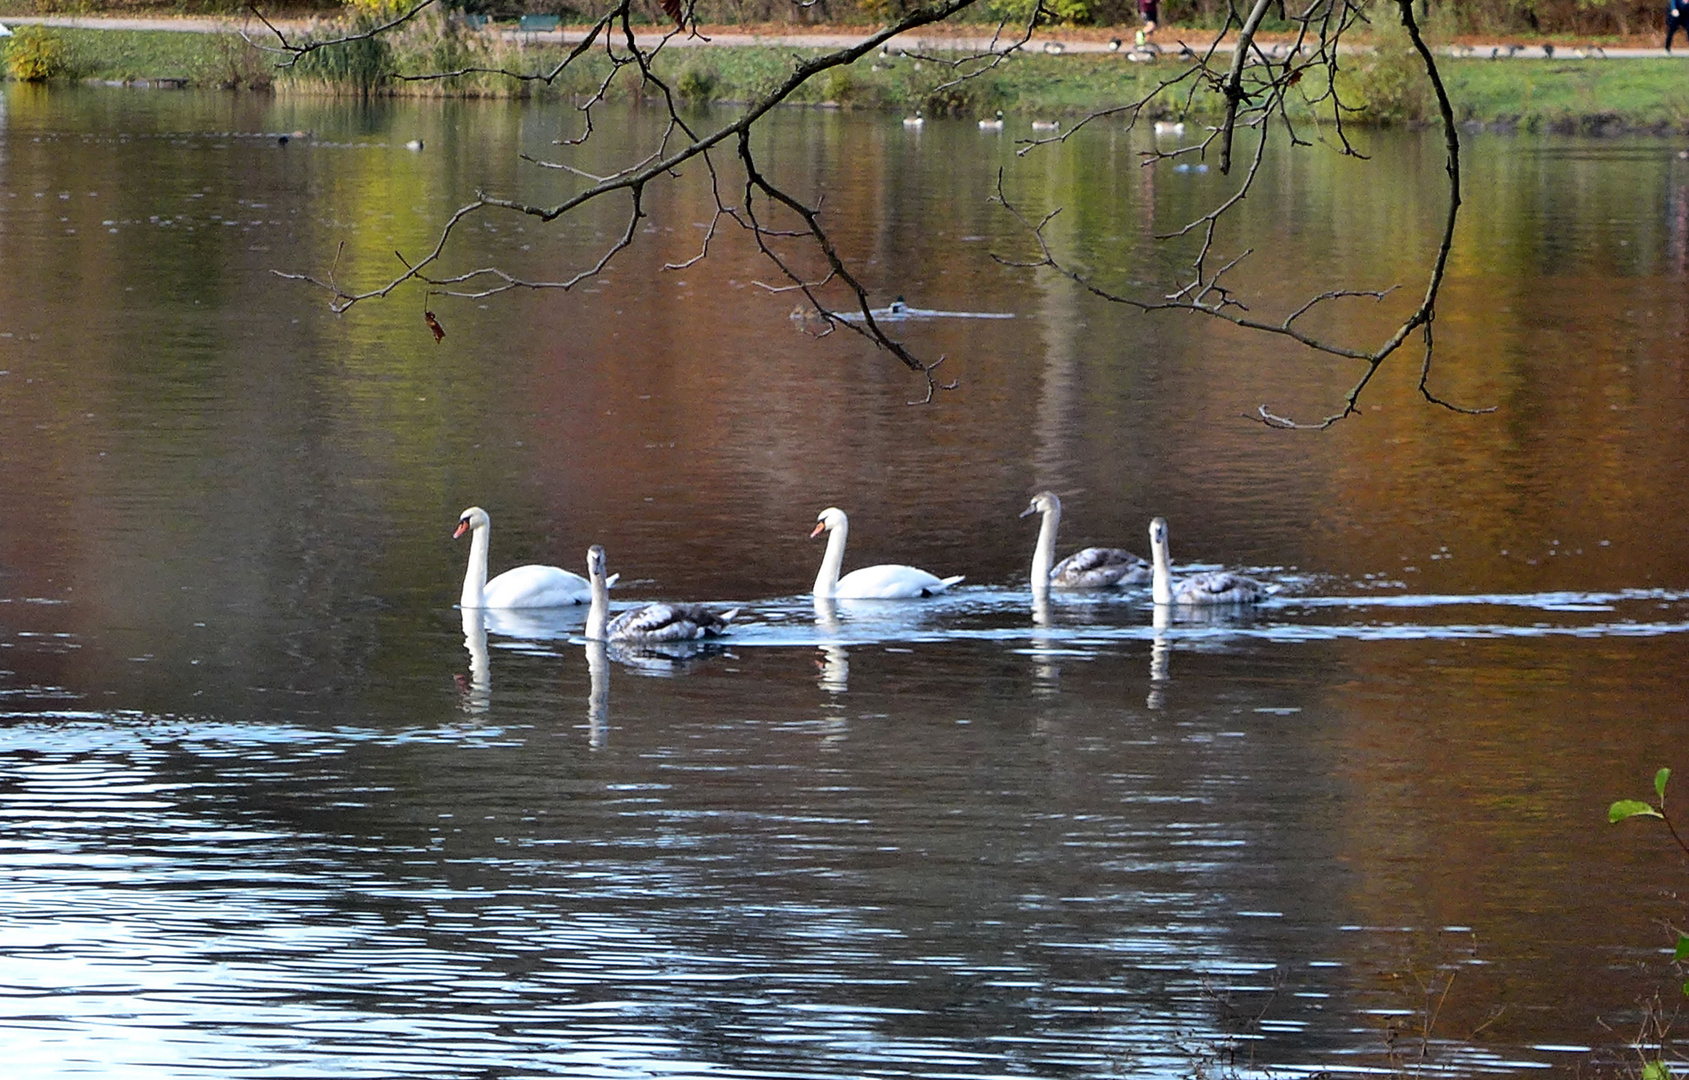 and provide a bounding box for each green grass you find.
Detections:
[0,27,271,86]
[1439,57,1689,131]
